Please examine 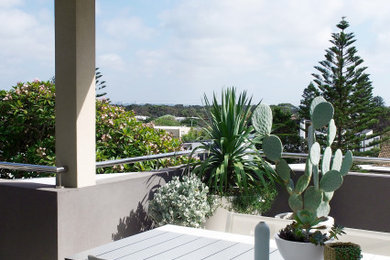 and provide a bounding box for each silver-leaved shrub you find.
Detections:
[148,175,213,228]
